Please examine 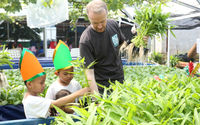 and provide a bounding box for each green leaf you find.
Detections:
[86,103,97,125]
[194,108,200,125]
